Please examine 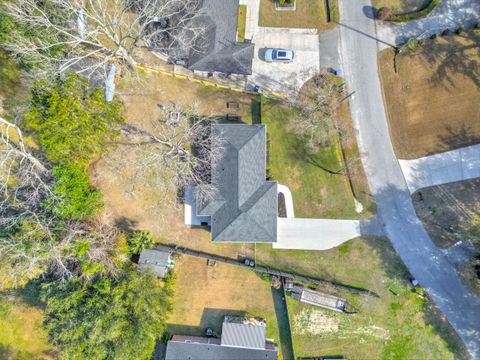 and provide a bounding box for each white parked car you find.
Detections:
[264,48,294,63]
